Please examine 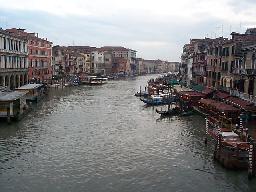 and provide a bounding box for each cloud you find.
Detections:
[0,0,256,60]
